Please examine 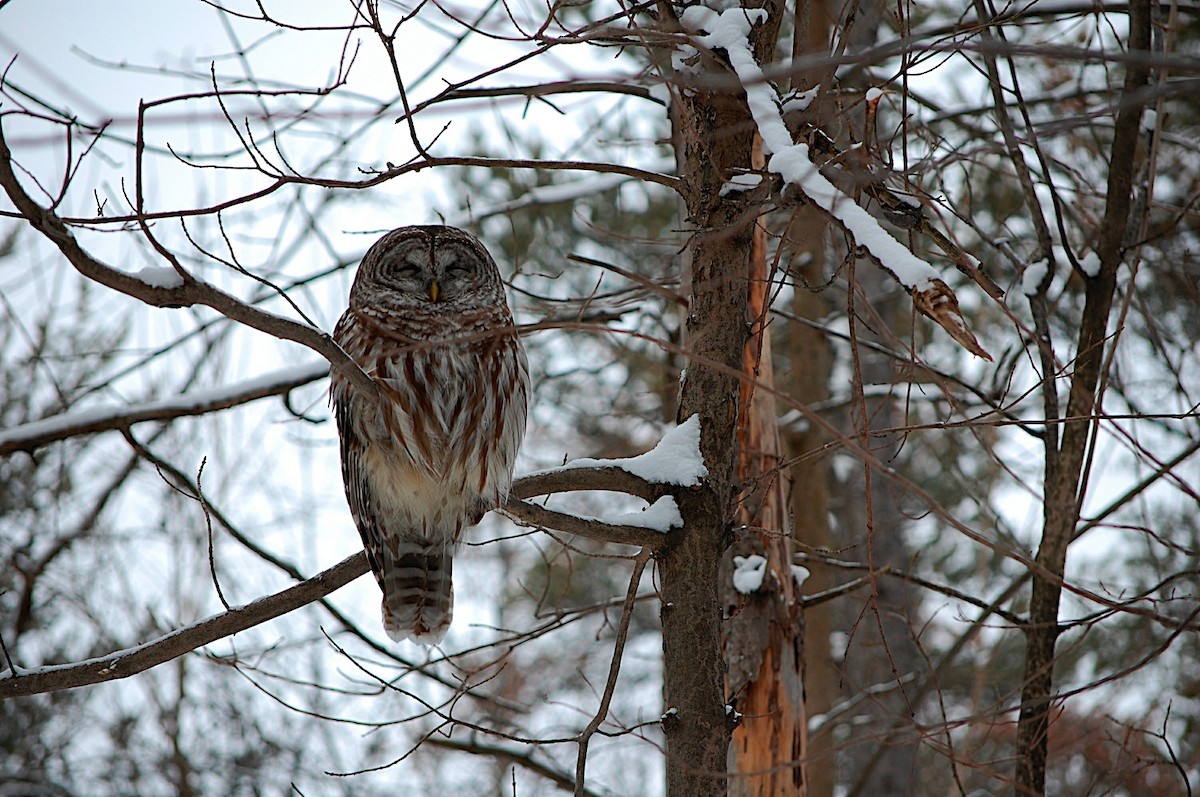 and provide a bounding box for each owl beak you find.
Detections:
[428,279,440,303]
